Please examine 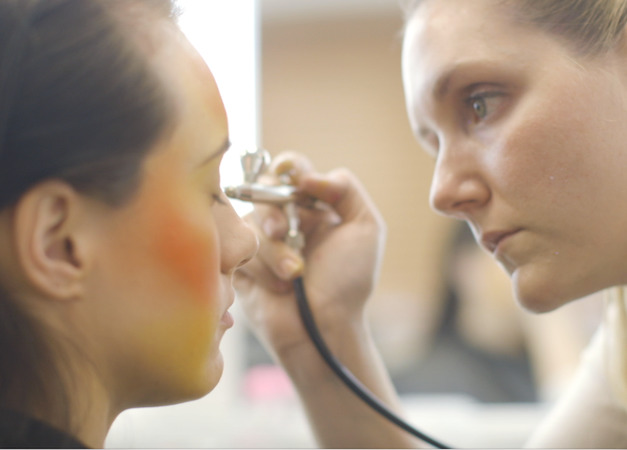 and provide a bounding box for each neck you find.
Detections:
[21,365,117,448]
[68,374,118,448]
